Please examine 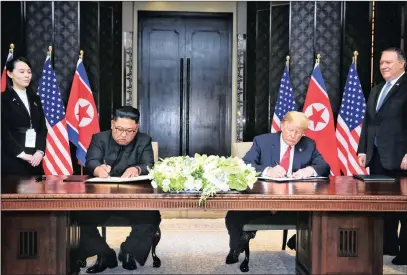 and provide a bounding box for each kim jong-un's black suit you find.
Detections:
[77,130,161,266]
